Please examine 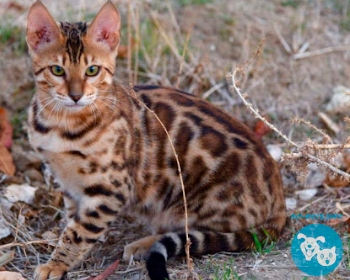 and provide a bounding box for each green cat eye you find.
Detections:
[51,65,65,76]
[86,65,100,76]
